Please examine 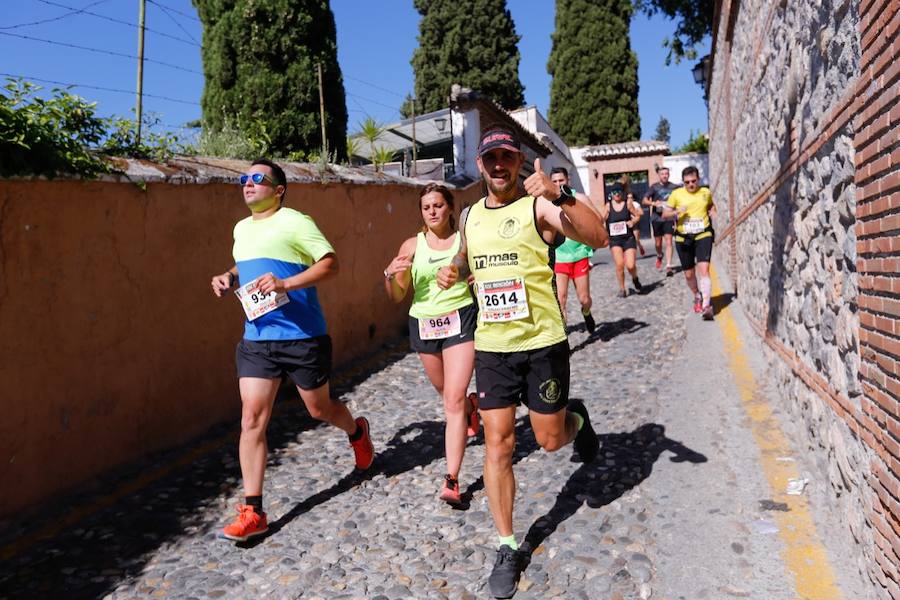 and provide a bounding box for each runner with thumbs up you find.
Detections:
[436,127,607,599]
